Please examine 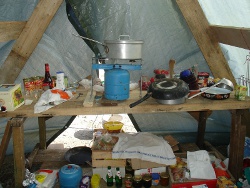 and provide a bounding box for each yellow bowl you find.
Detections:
[103,121,123,133]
